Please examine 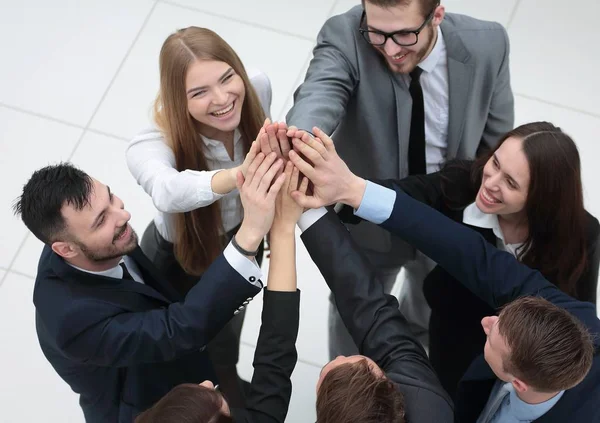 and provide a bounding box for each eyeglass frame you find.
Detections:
[358,6,438,47]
